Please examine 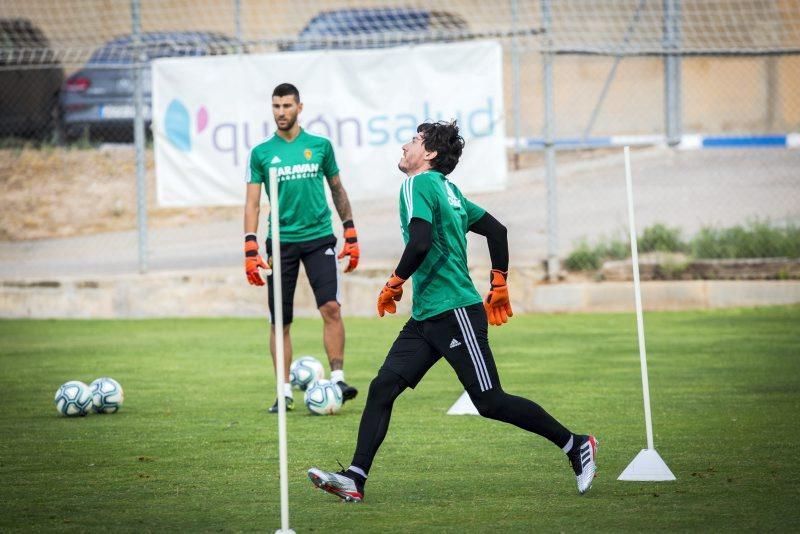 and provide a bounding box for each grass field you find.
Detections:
[1,306,799,532]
